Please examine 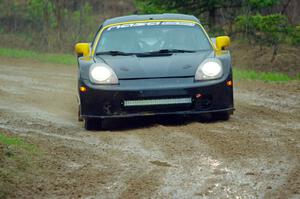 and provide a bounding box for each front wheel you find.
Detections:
[84,118,102,131]
[212,111,230,121]
[78,105,83,122]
